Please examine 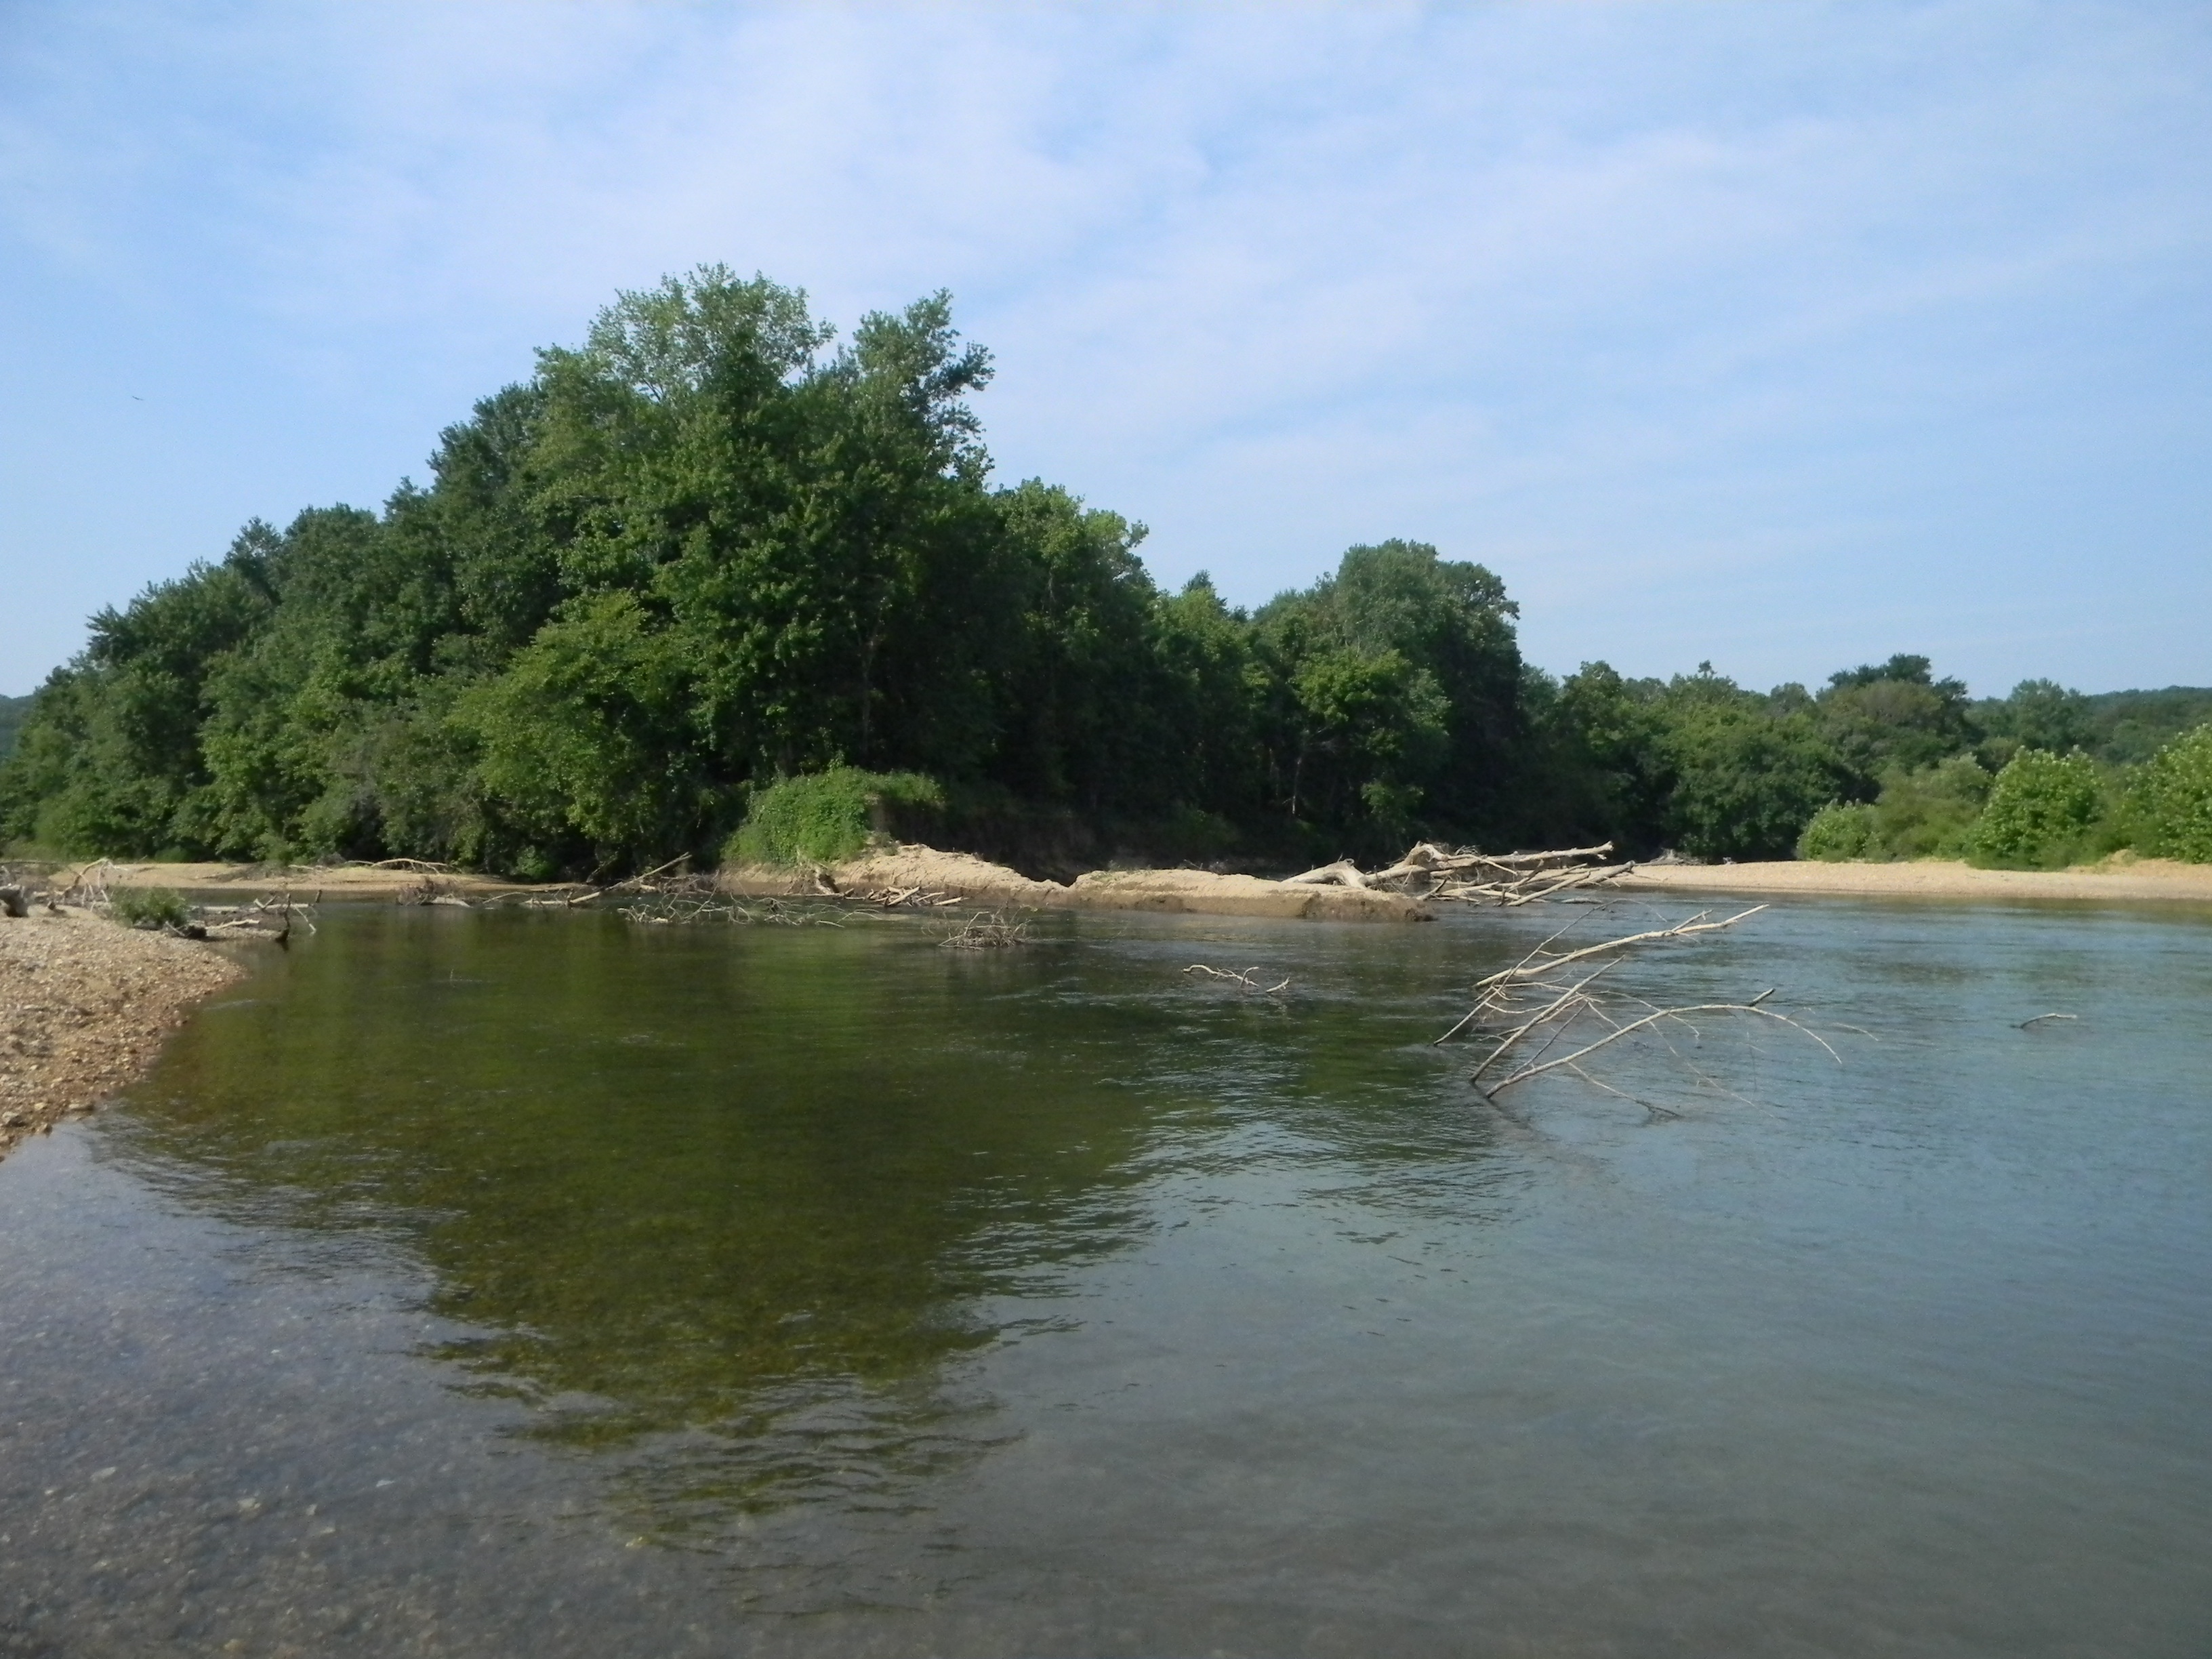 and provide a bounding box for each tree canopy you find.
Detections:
[4,266,2207,874]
